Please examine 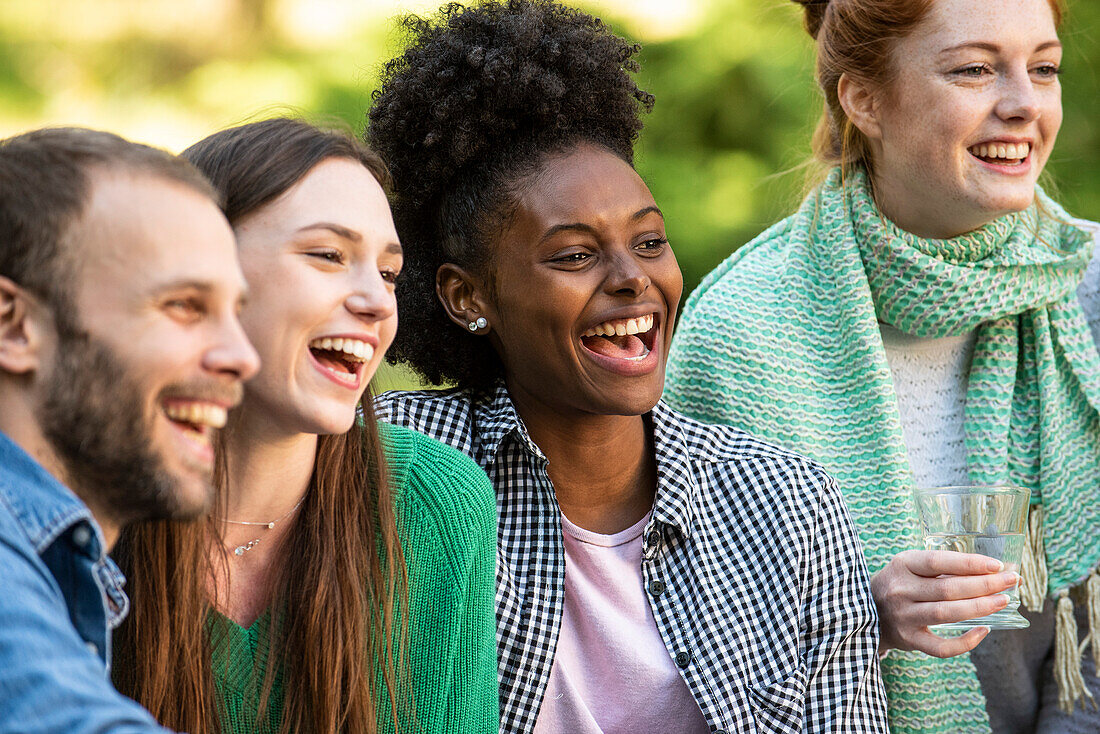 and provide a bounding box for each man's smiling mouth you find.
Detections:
[161,399,229,464]
[162,400,227,434]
